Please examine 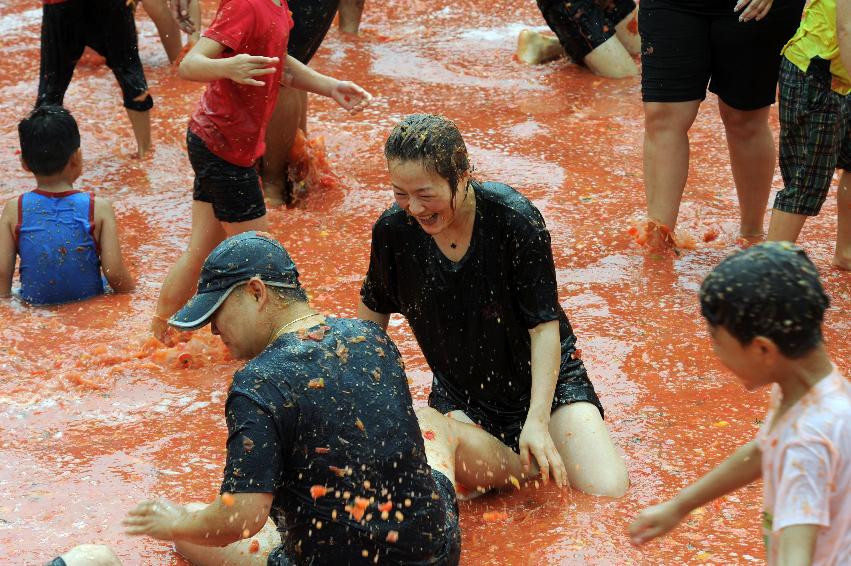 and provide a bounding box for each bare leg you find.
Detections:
[187,0,202,44]
[338,0,365,34]
[613,8,640,56]
[142,0,182,63]
[549,402,628,497]
[643,100,702,245]
[175,503,279,566]
[718,100,774,239]
[60,545,122,566]
[516,30,564,65]
[767,209,807,243]
[583,35,638,79]
[262,87,307,206]
[418,408,532,494]
[126,106,152,158]
[834,170,851,269]
[151,203,268,340]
